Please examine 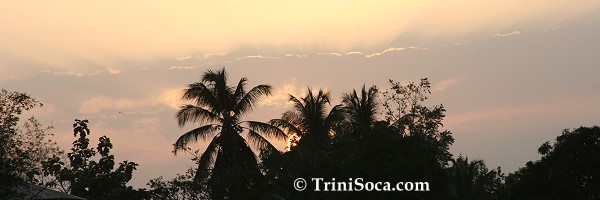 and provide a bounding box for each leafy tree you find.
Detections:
[148,147,207,200]
[0,89,61,198]
[505,126,600,199]
[174,68,285,199]
[42,119,148,200]
[270,88,342,150]
[381,78,454,165]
